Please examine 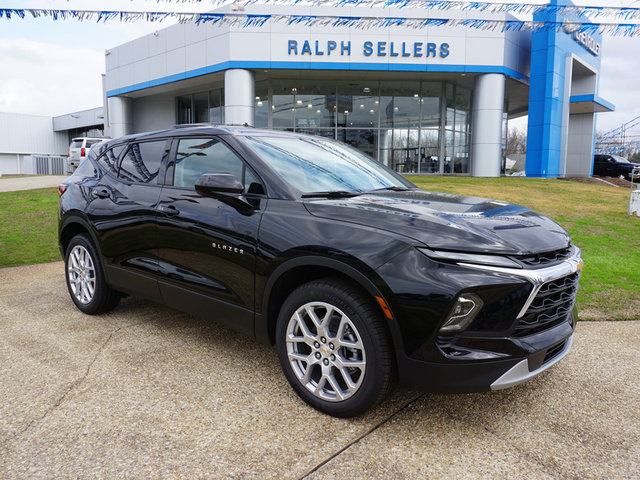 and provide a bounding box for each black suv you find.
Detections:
[58,125,582,417]
[593,154,639,180]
